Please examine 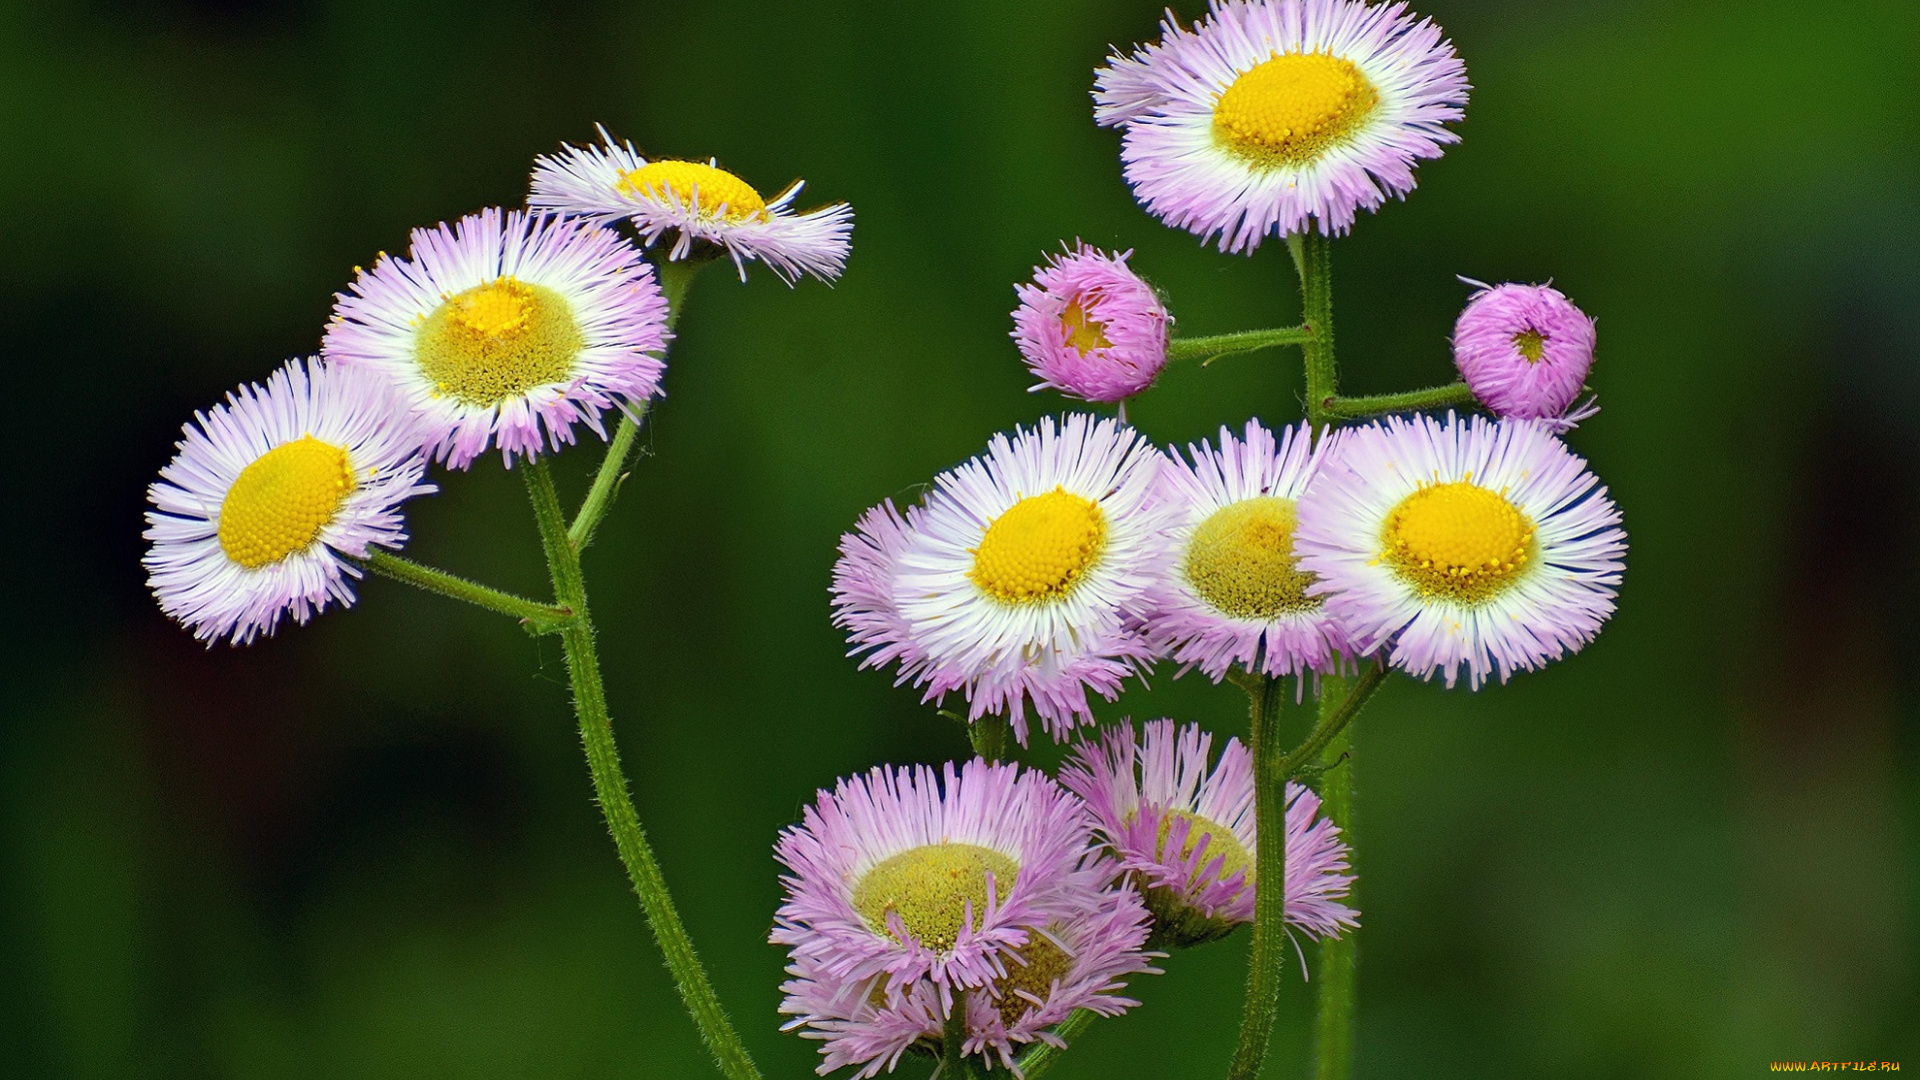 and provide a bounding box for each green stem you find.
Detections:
[1310,671,1368,1080]
[568,257,706,552]
[358,550,574,631]
[1227,674,1289,1080]
[1167,326,1315,365]
[1282,661,1388,777]
[568,405,647,553]
[967,714,1011,762]
[1290,233,1337,429]
[1321,382,1477,422]
[524,460,763,1080]
[1014,1009,1096,1079]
